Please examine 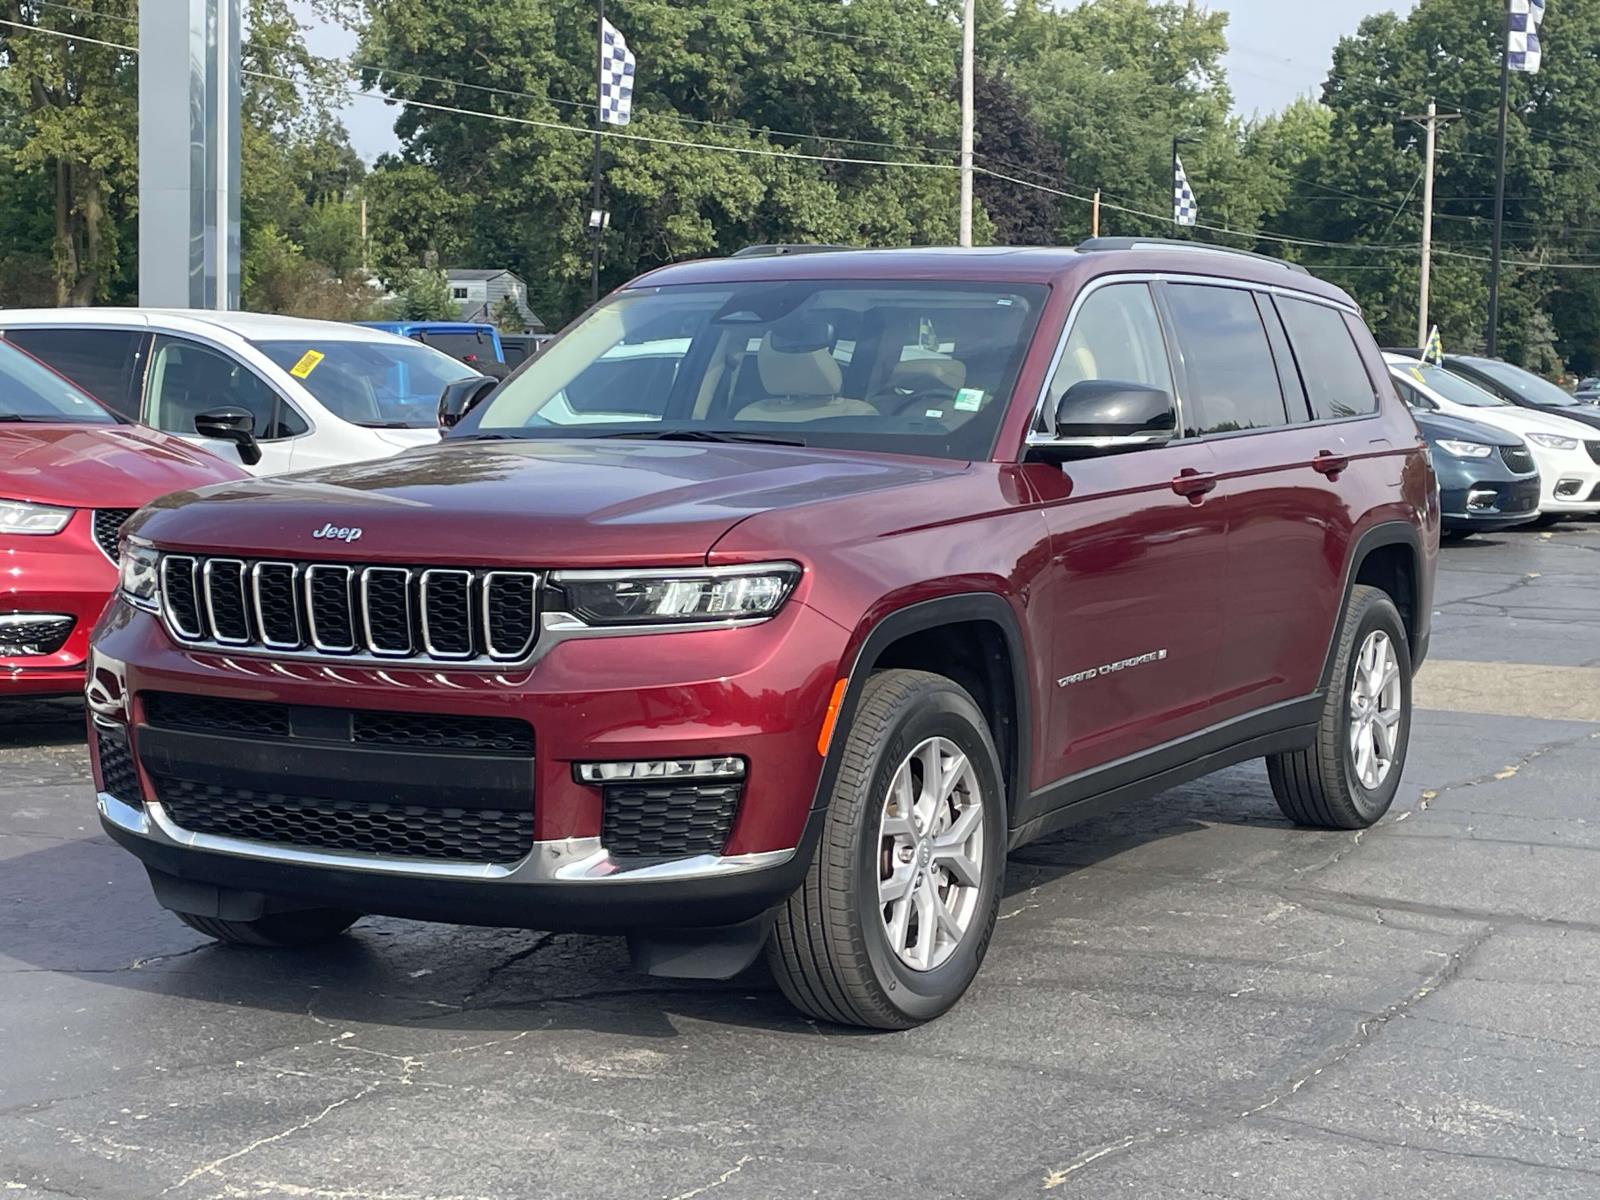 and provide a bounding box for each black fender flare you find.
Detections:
[1319,520,1427,692]
[807,593,1033,822]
